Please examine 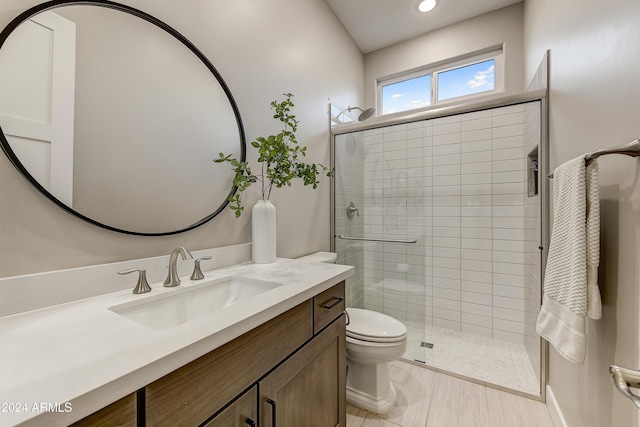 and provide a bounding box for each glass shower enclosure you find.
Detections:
[332,93,547,398]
